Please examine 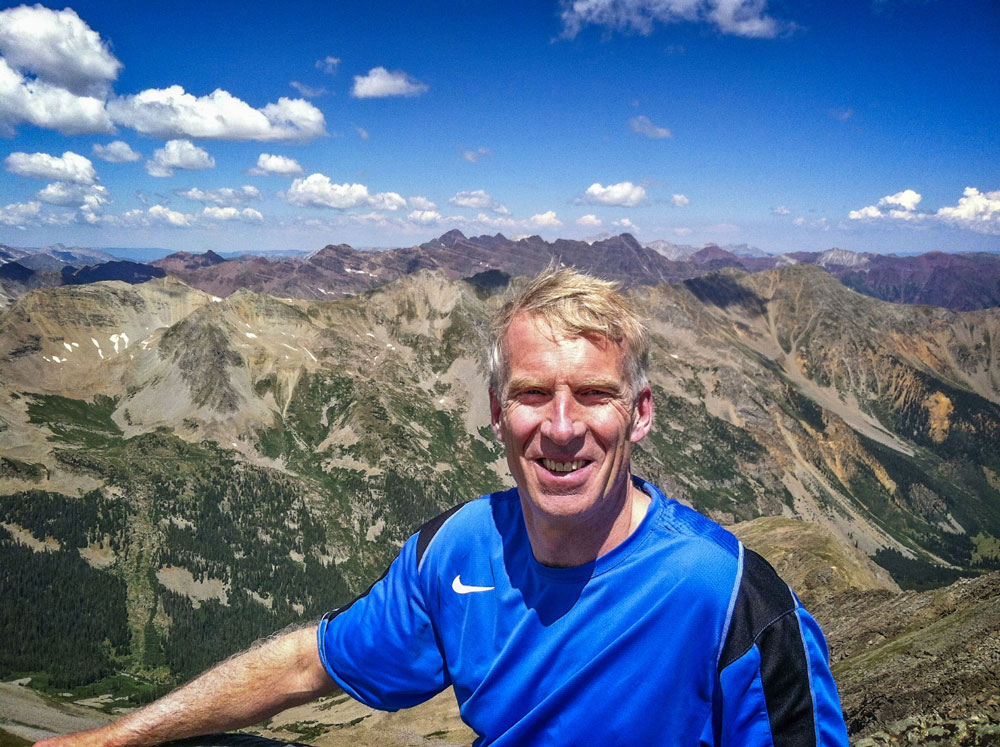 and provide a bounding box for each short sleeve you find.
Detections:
[317,533,449,710]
